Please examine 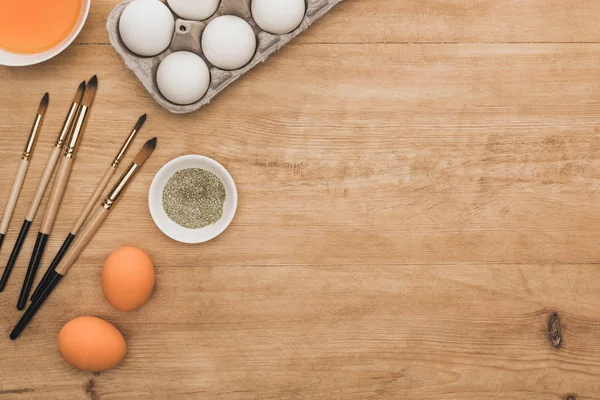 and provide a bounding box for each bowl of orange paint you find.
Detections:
[0,0,90,66]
